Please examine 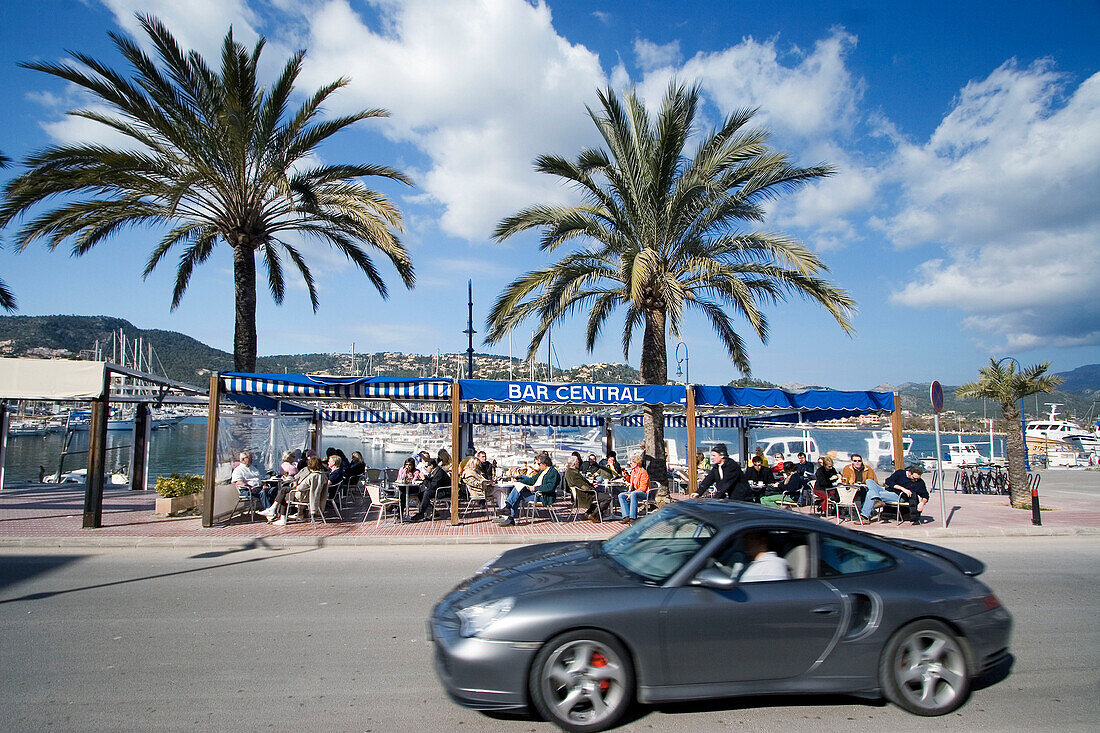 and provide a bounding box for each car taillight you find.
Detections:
[981,594,1001,610]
